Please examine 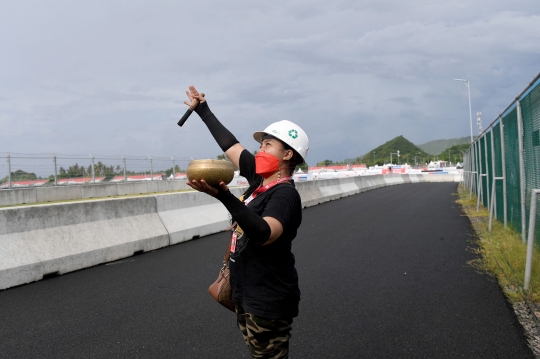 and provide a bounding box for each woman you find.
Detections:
[184,86,309,358]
